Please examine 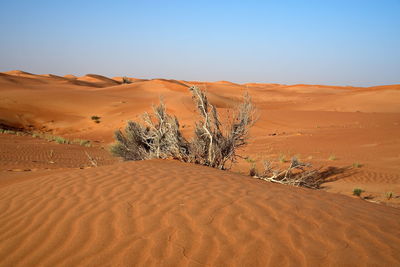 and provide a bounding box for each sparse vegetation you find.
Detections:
[250,157,324,189]
[122,76,132,84]
[35,133,91,146]
[91,116,101,123]
[279,154,287,163]
[188,86,256,169]
[249,163,258,177]
[328,155,337,161]
[54,136,70,144]
[111,99,188,161]
[244,156,256,164]
[111,85,256,170]
[0,127,92,147]
[0,129,17,135]
[353,188,364,197]
[352,162,362,168]
[385,192,394,200]
[79,139,91,147]
[111,86,332,189]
